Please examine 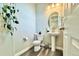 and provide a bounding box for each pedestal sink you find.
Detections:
[48,31,59,52]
